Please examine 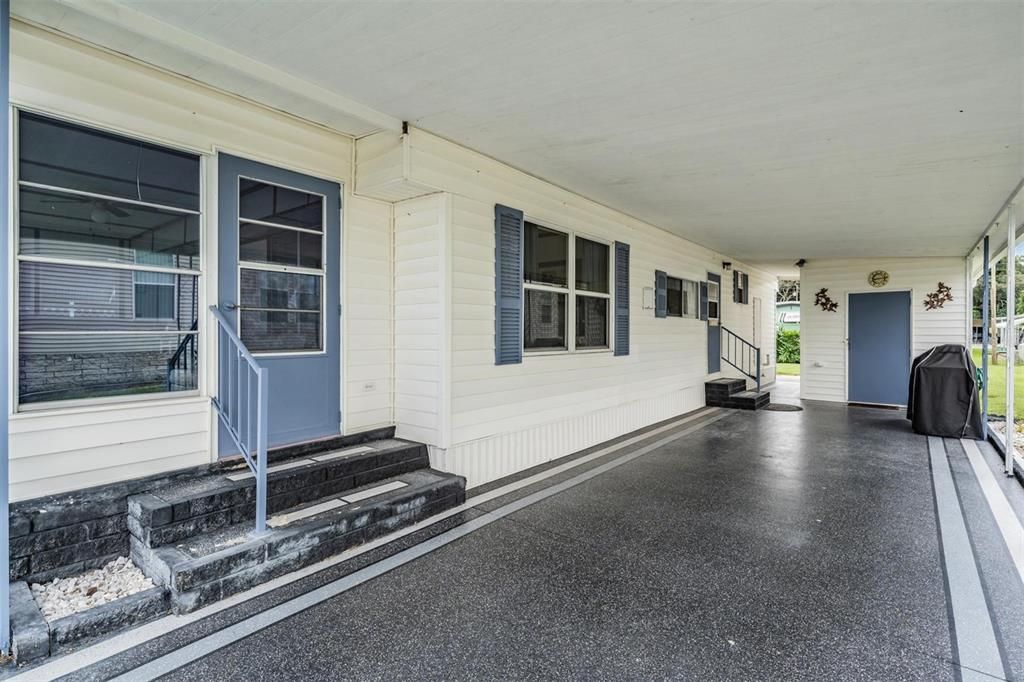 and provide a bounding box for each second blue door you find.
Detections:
[848,291,911,405]
[217,154,341,452]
